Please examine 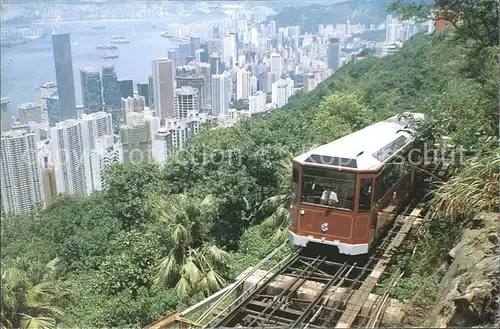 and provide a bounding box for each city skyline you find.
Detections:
[0,2,428,215]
